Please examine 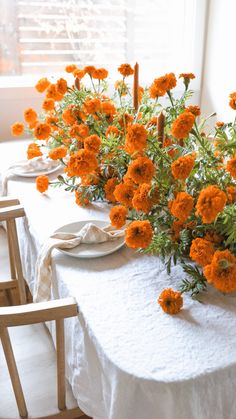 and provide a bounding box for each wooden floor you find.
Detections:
[0,227,90,419]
